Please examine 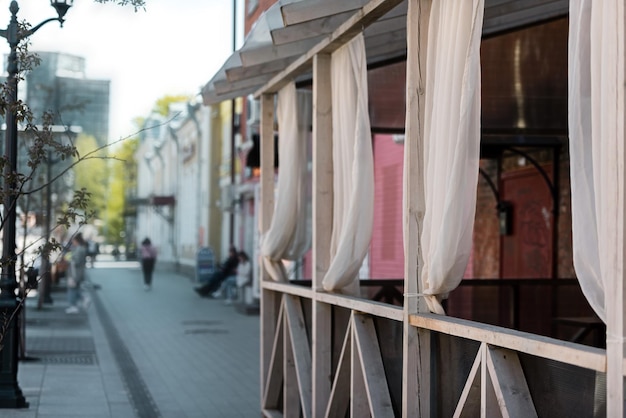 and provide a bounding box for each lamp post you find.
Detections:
[0,0,72,408]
